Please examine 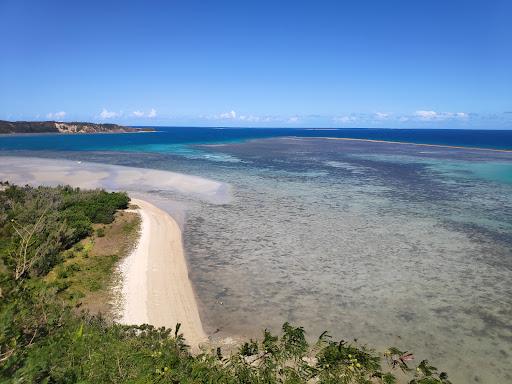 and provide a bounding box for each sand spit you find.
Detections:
[118,198,207,350]
[312,136,512,153]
